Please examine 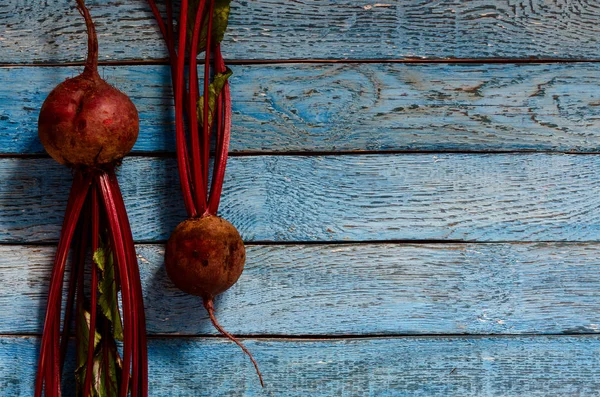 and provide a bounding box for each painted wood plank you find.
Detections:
[2,1,600,63]
[2,335,600,396]
[3,242,600,336]
[4,63,600,155]
[3,154,600,243]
